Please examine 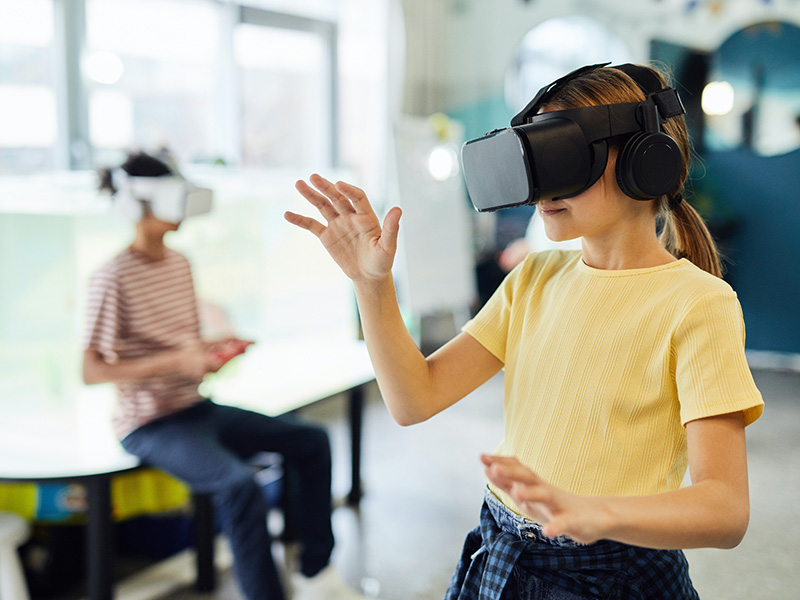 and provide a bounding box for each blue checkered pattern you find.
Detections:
[445,490,700,600]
